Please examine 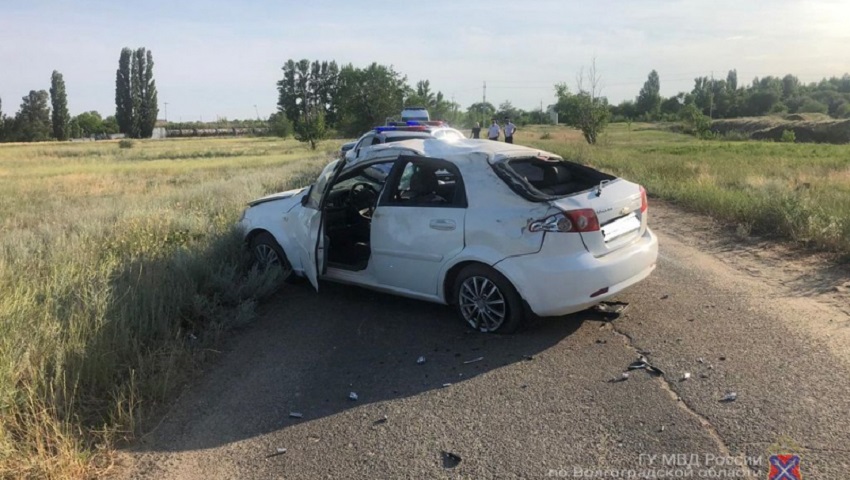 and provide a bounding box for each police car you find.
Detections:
[343,122,467,162]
